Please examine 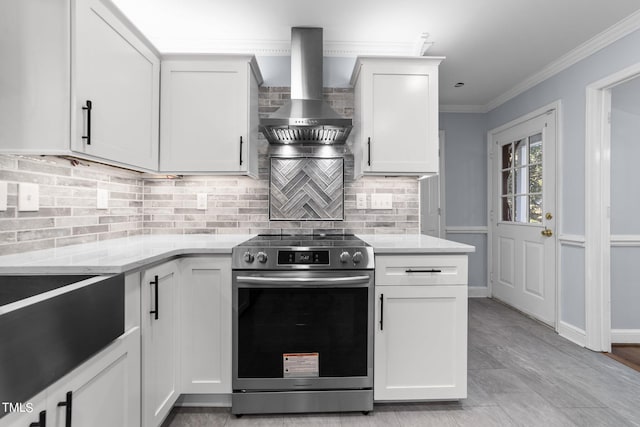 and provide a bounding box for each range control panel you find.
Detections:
[232,247,374,270]
[278,250,330,265]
